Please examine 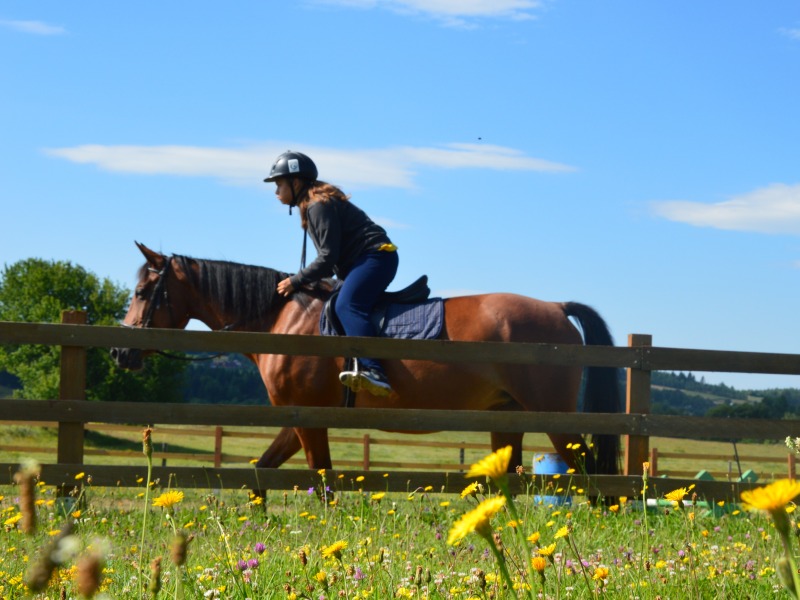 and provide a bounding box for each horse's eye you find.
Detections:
[135,288,146,299]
